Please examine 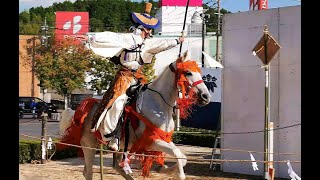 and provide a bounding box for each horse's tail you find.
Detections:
[59,108,75,134]
[56,98,100,157]
[56,107,83,156]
